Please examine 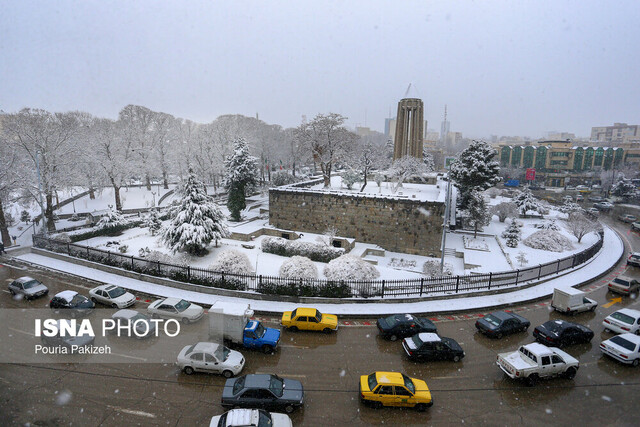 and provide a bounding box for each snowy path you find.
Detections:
[15,227,623,316]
